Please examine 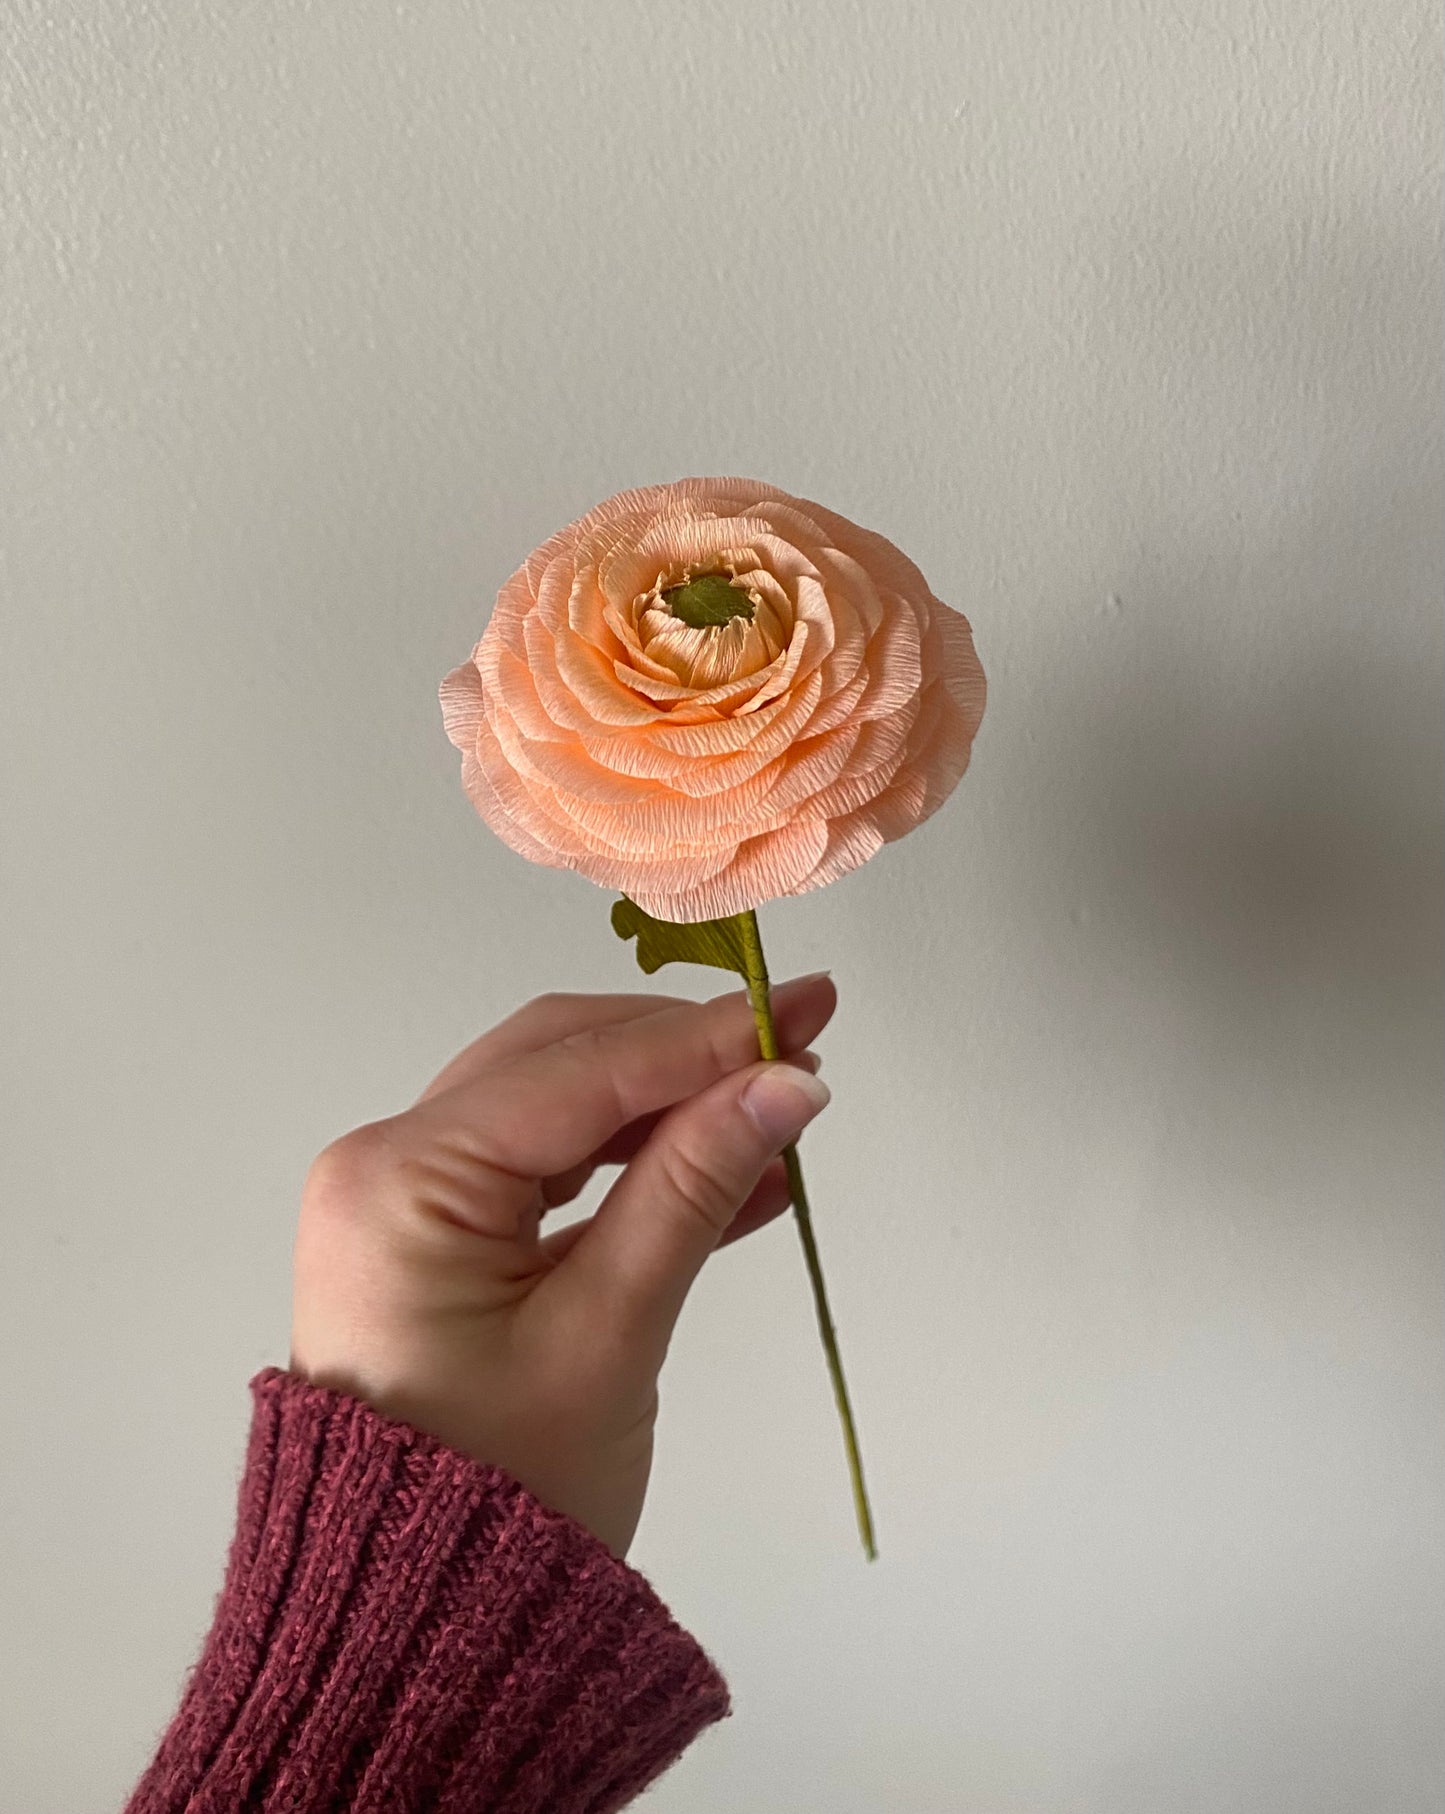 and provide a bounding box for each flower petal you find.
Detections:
[441,477,986,915]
